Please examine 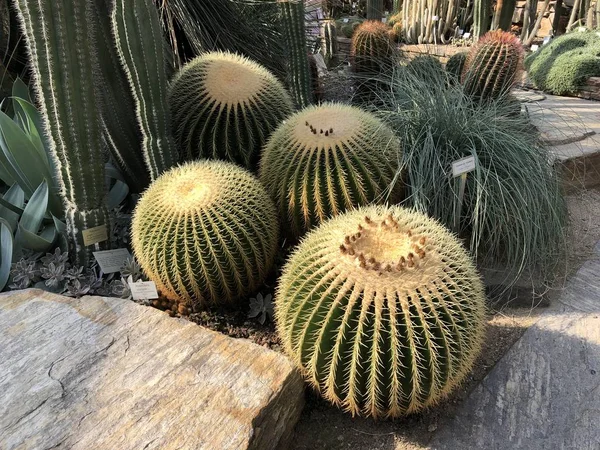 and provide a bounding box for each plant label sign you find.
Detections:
[93,248,131,274]
[343,18,349,23]
[530,44,539,52]
[452,156,476,177]
[129,280,159,300]
[463,32,471,39]
[82,224,108,246]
